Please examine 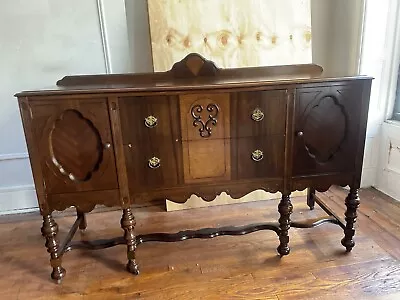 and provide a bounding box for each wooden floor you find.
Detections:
[0,186,399,300]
